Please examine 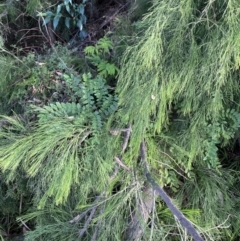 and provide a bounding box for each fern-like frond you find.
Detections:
[34,102,82,123]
